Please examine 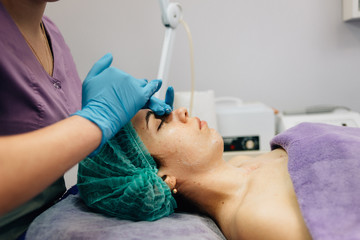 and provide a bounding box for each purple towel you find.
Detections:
[271,123,360,240]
